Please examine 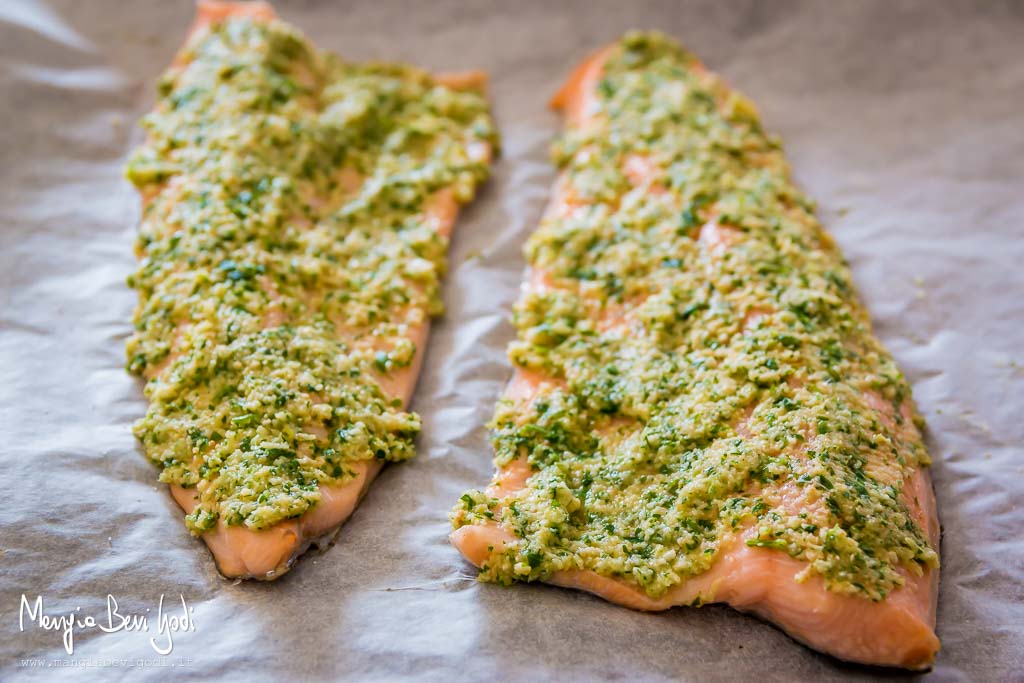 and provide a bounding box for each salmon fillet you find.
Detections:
[450,33,940,669]
[126,1,495,579]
